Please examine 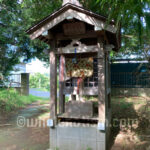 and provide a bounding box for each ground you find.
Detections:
[111,96,150,150]
[0,101,50,150]
[0,96,149,150]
